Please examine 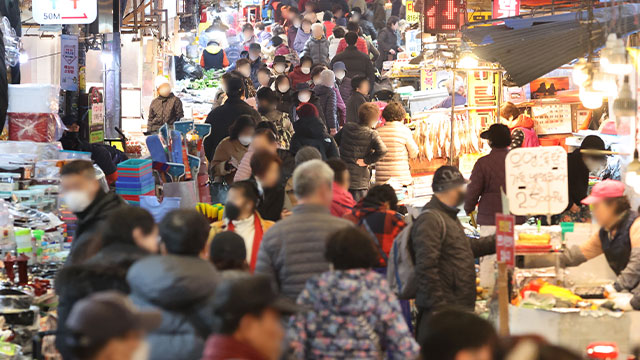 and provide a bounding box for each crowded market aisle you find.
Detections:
[1,0,640,358]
